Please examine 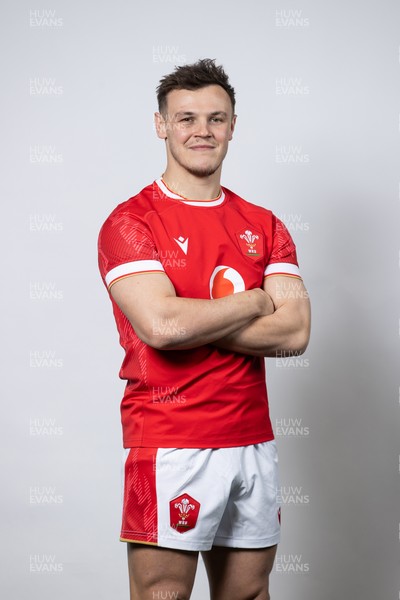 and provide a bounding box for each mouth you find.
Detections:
[188,145,216,151]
